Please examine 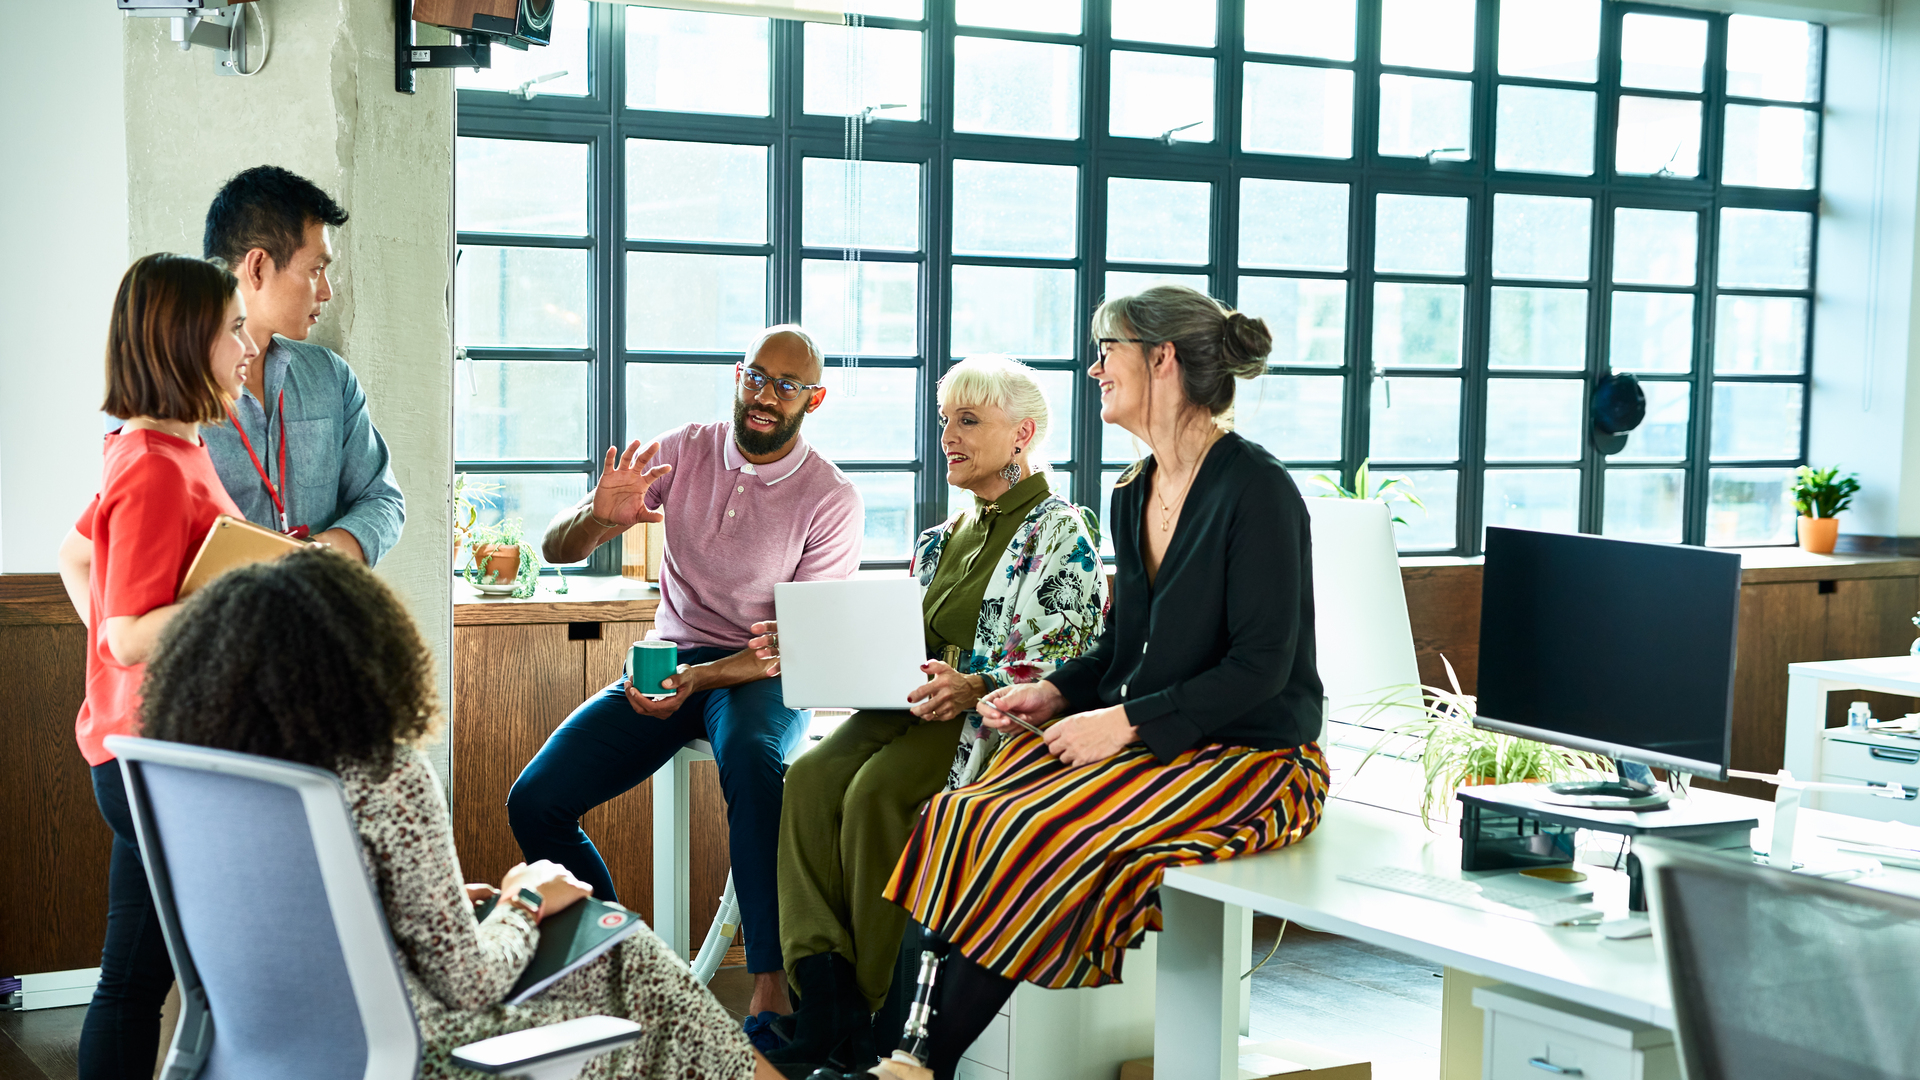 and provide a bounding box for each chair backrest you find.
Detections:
[1642,839,1920,1080]
[106,735,420,1080]
[1302,496,1422,736]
